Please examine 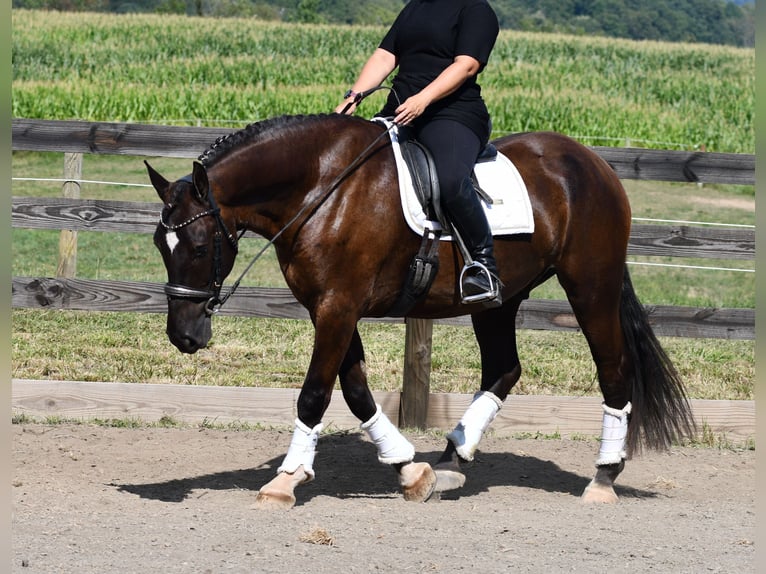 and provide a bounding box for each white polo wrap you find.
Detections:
[446,391,503,461]
[277,418,324,480]
[595,402,632,466]
[361,404,415,464]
